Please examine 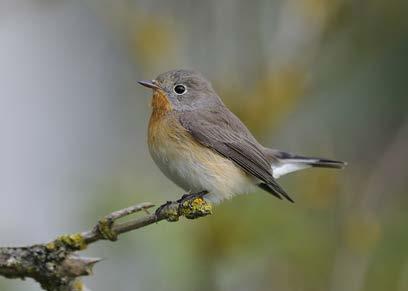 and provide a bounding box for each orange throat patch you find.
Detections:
[150,89,172,115]
[149,89,173,134]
